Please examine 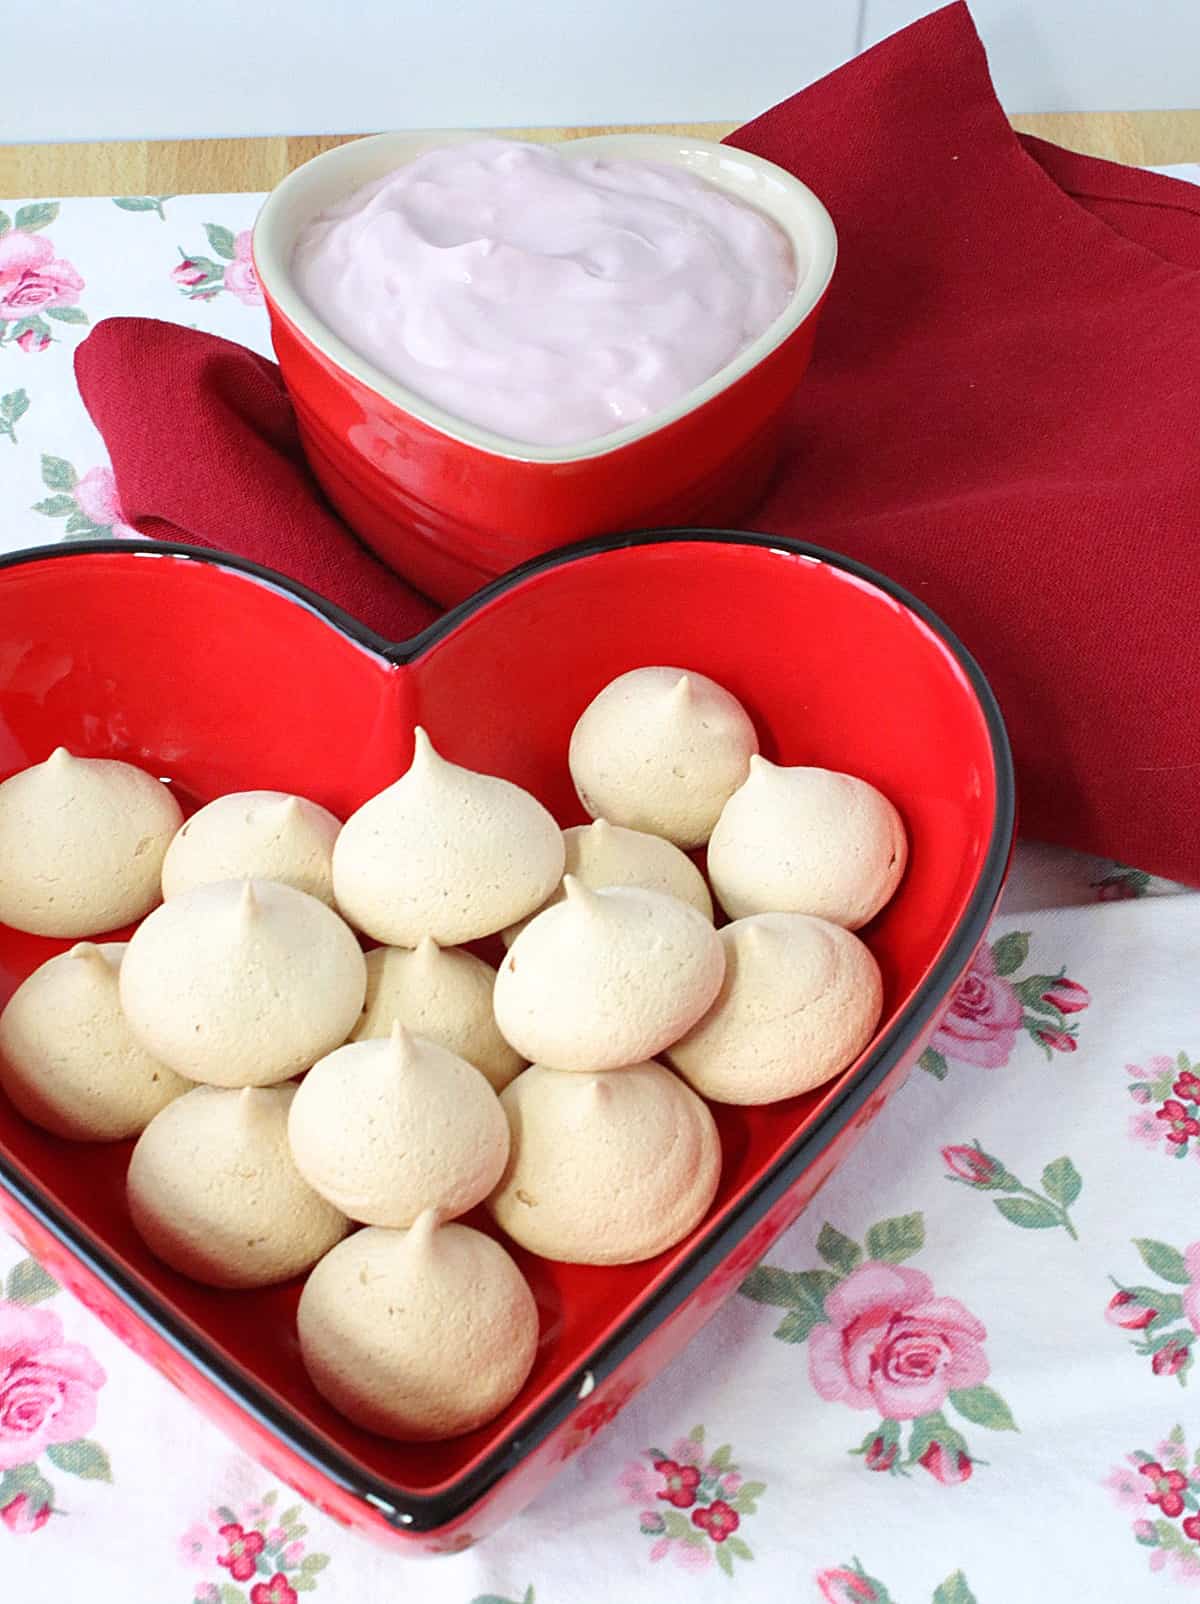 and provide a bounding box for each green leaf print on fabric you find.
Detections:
[204,223,238,260]
[6,1256,60,1305]
[13,203,59,233]
[46,1439,112,1481]
[0,389,30,445]
[816,1224,863,1276]
[932,1573,979,1604]
[1135,1240,1191,1284]
[864,1213,924,1264]
[990,931,1030,975]
[947,1385,1017,1431]
[942,1141,1082,1238]
[113,195,175,220]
